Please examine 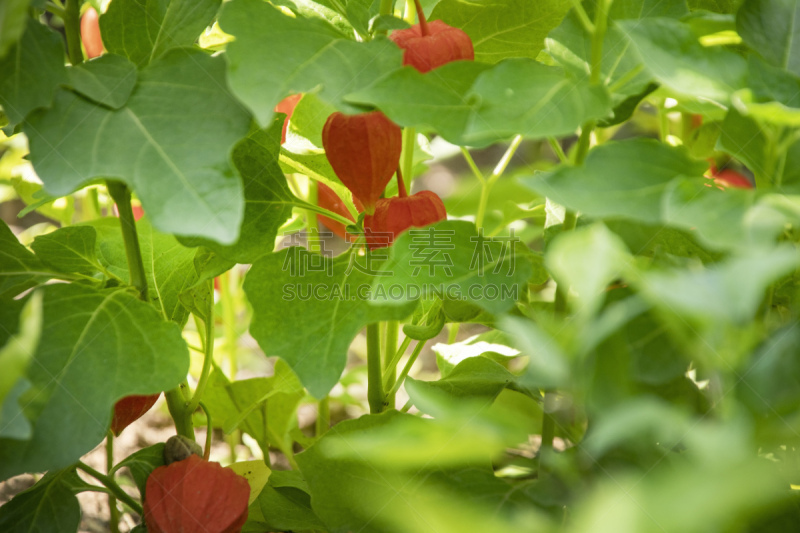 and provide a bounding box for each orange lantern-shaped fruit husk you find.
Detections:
[322,111,402,213]
[389,2,474,74]
[275,94,302,145]
[712,168,753,189]
[317,183,363,241]
[364,190,447,249]
[81,7,104,59]
[144,455,250,533]
[110,393,160,436]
